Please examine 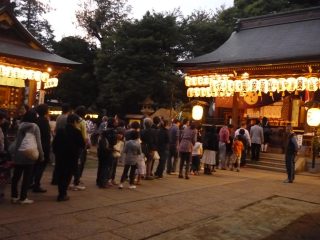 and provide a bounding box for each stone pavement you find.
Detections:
[1,156,320,240]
